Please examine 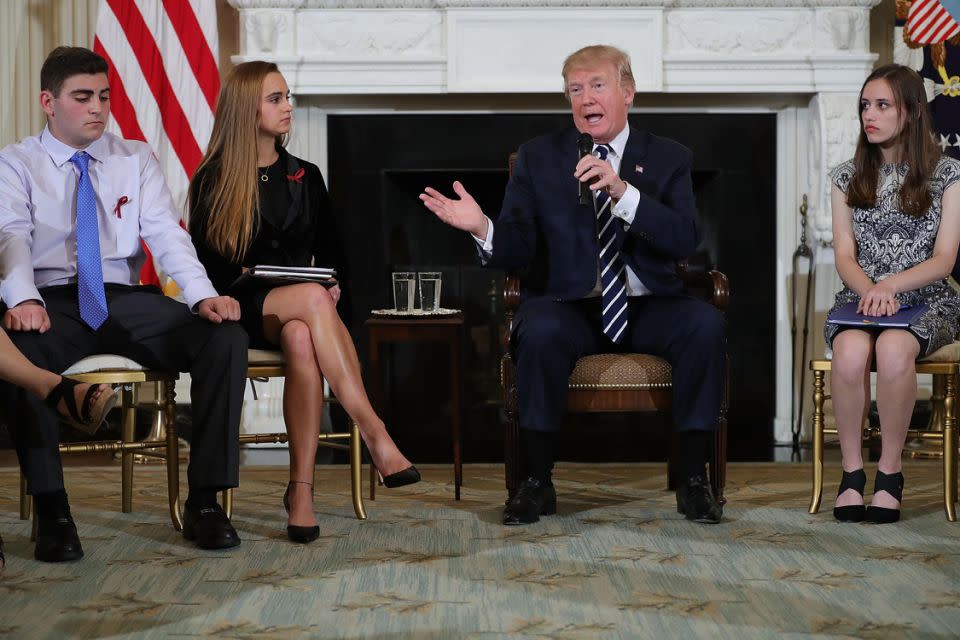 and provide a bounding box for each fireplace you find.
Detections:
[226,0,879,449]
[323,112,775,460]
